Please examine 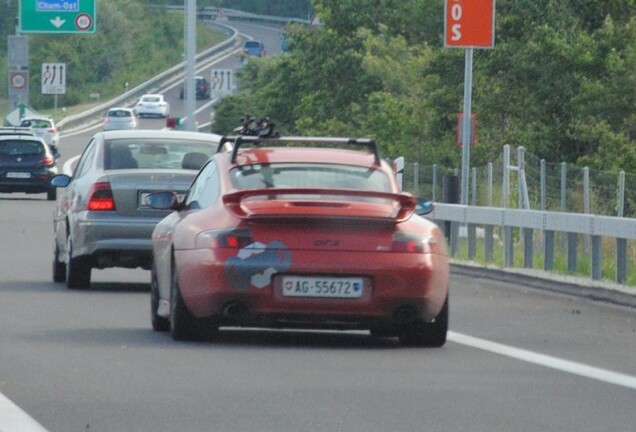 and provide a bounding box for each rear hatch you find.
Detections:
[0,140,52,174]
